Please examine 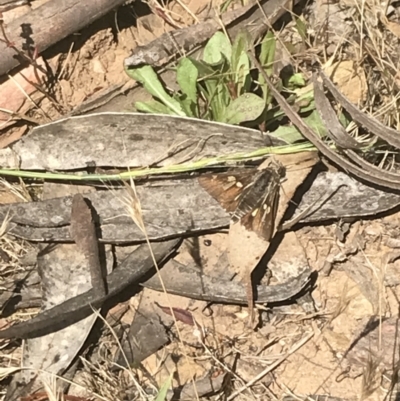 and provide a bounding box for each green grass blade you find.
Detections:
[0,143,317,182]
[155,374,173,401]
